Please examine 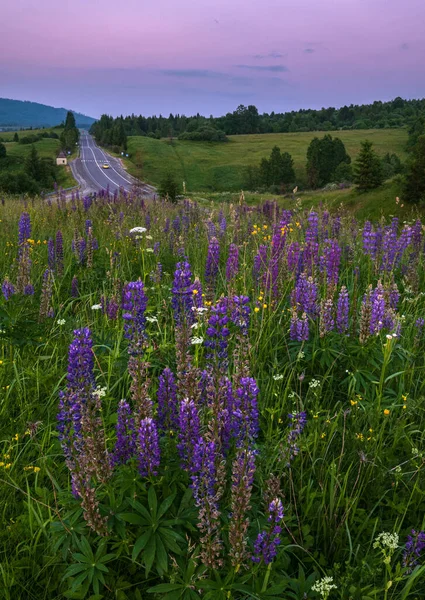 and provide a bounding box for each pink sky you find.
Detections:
[1,0,425,117]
